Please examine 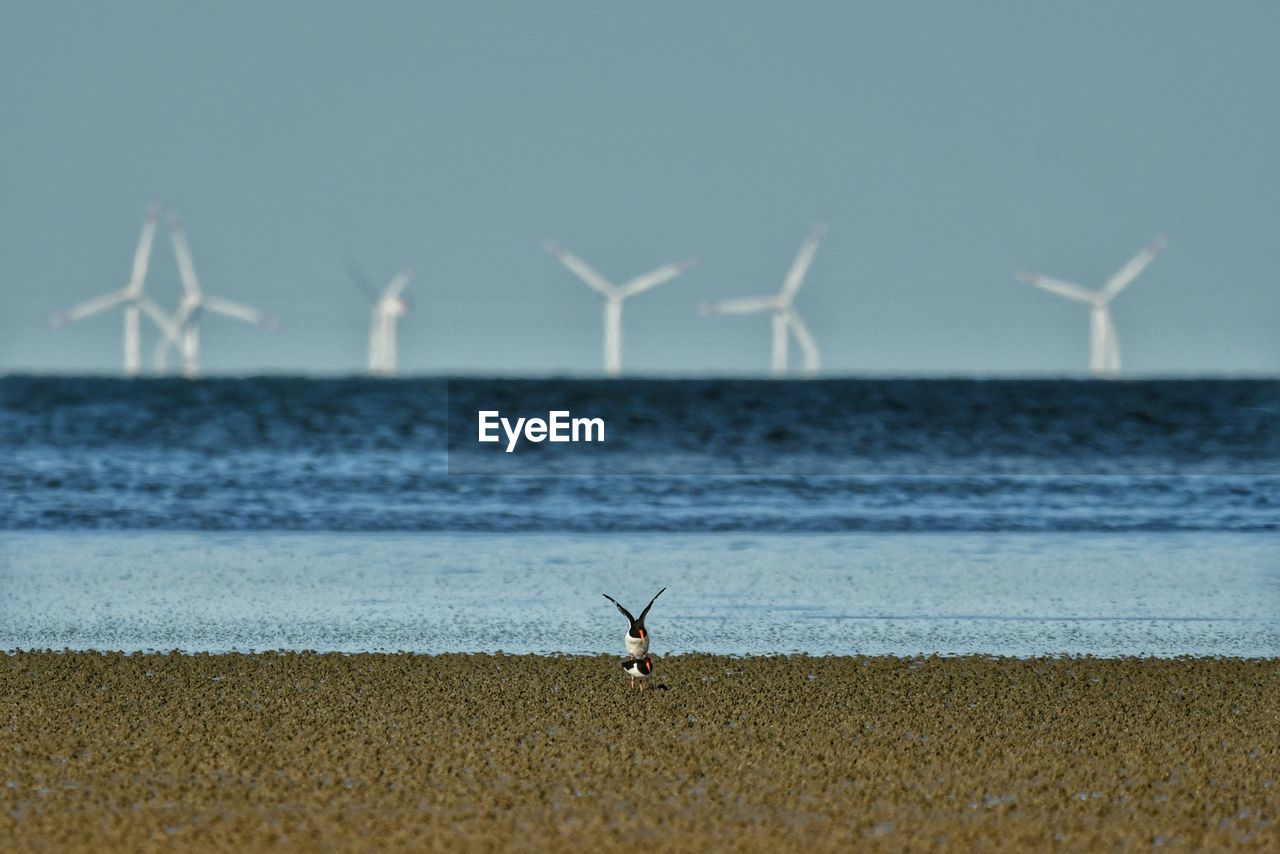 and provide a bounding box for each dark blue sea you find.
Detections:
[2,377,1277,532]
[2,377,1278,656]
